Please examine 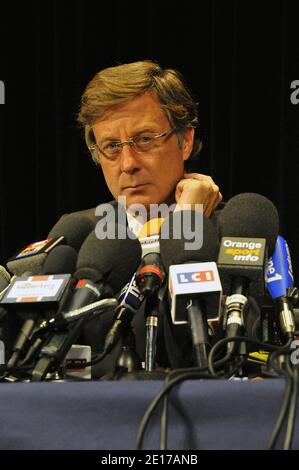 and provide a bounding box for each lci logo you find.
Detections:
[0,80,4,104]
[177,270,215,284]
